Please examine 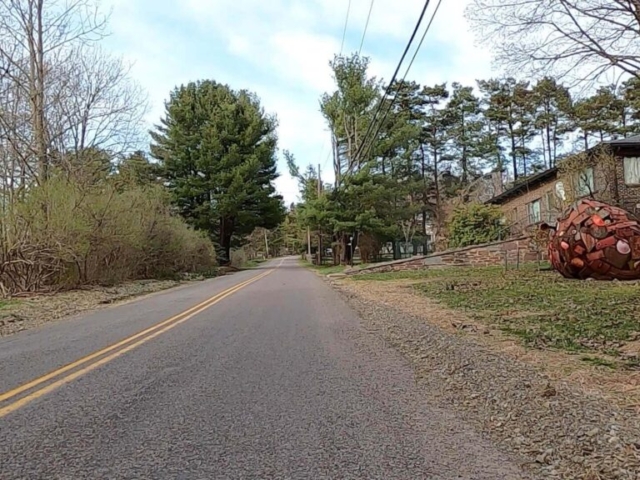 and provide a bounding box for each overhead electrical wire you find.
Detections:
[350,0,433,167]
[358,0,375,54]
[359,0,444,163]
[340,0,352,54]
